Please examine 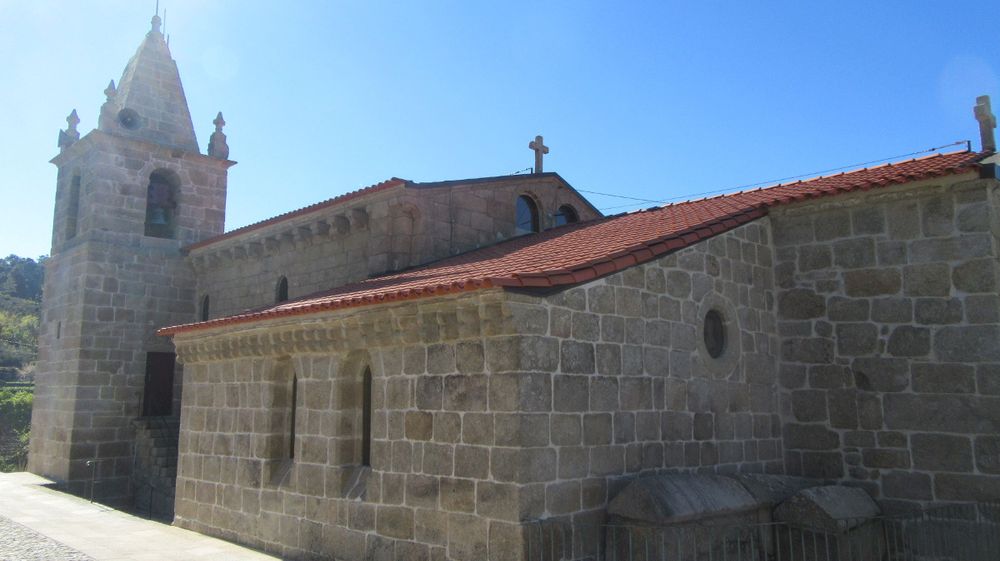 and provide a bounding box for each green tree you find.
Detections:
[0,255,45,302]
[0,387,33,471]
